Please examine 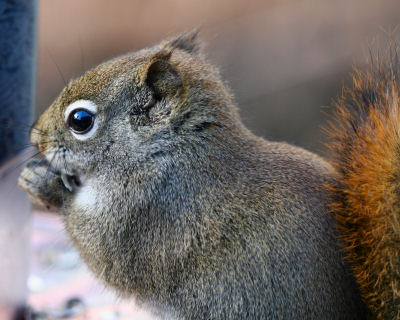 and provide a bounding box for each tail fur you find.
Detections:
[326,40,400,319]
